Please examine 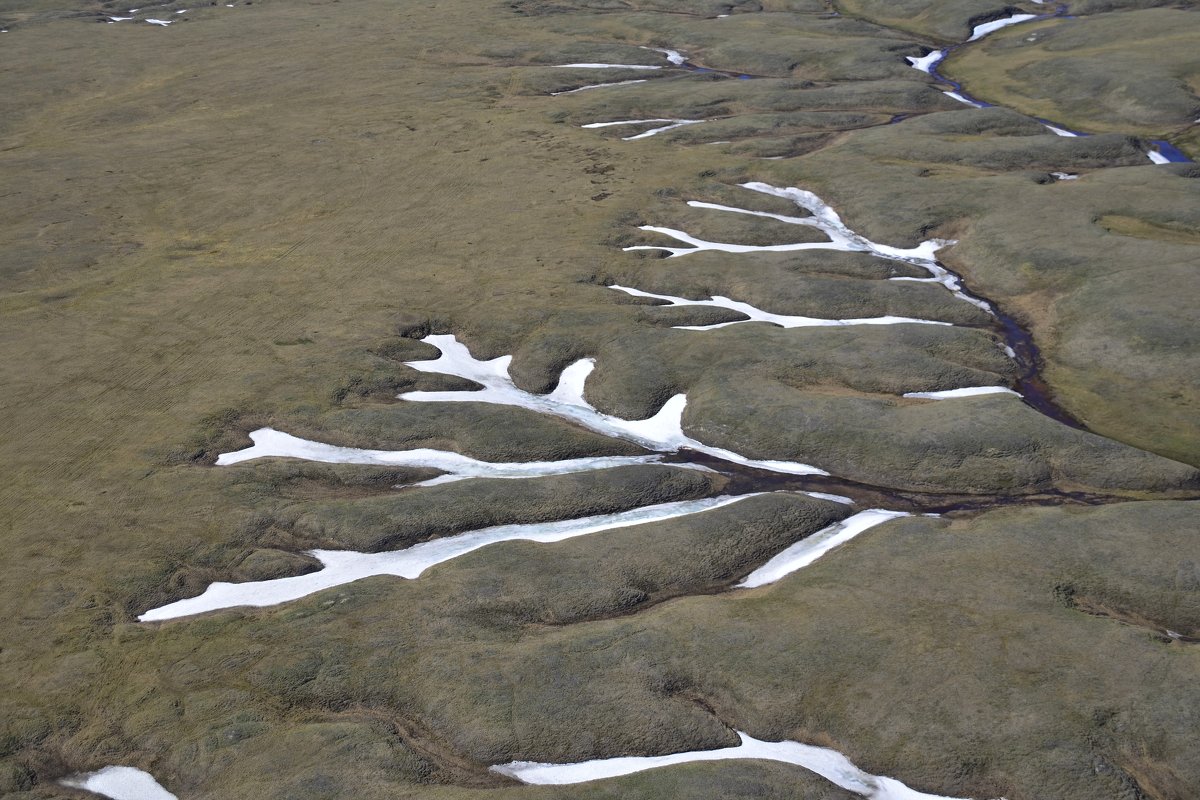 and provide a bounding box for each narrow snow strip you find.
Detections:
[551,79,648,95]
[400,335,827,476]
[738,509,910,588]
[1043,124,1078,137]
[968,14,1037,41]
[145,17,171,25]
[61,766,177,800]
[492,731,968,800]
[610,285,951,329]
[906,50,945,73]
[139,496,754,621]
[108,15,133,20]
[217,427,662,483]
[555,63,662,70]
[902,387,1019,400]
[942,91,985,108]
[622,120,704,140]
[1050,172,1078,181]
[1147,150,1171,165]
[687,199,818,226]
[802,491,855,505]
[582,118,676,128]
[581,119,705,139]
